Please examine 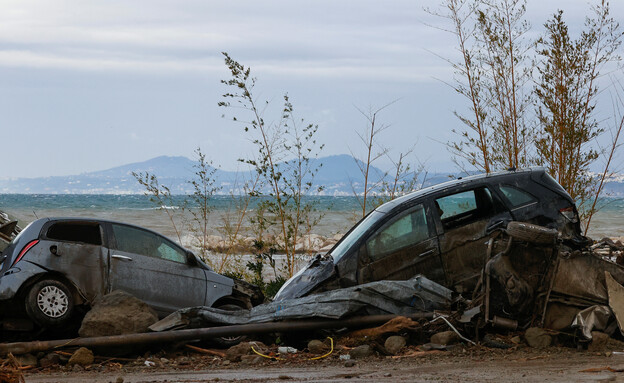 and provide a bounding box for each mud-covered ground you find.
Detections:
[16,345,624,383]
